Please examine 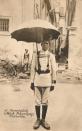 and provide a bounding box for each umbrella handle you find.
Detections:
[36,43,38,53]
